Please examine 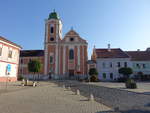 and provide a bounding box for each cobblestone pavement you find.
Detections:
[0,82,115,113]
[89,82,150,94]
[55,80,150,113]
